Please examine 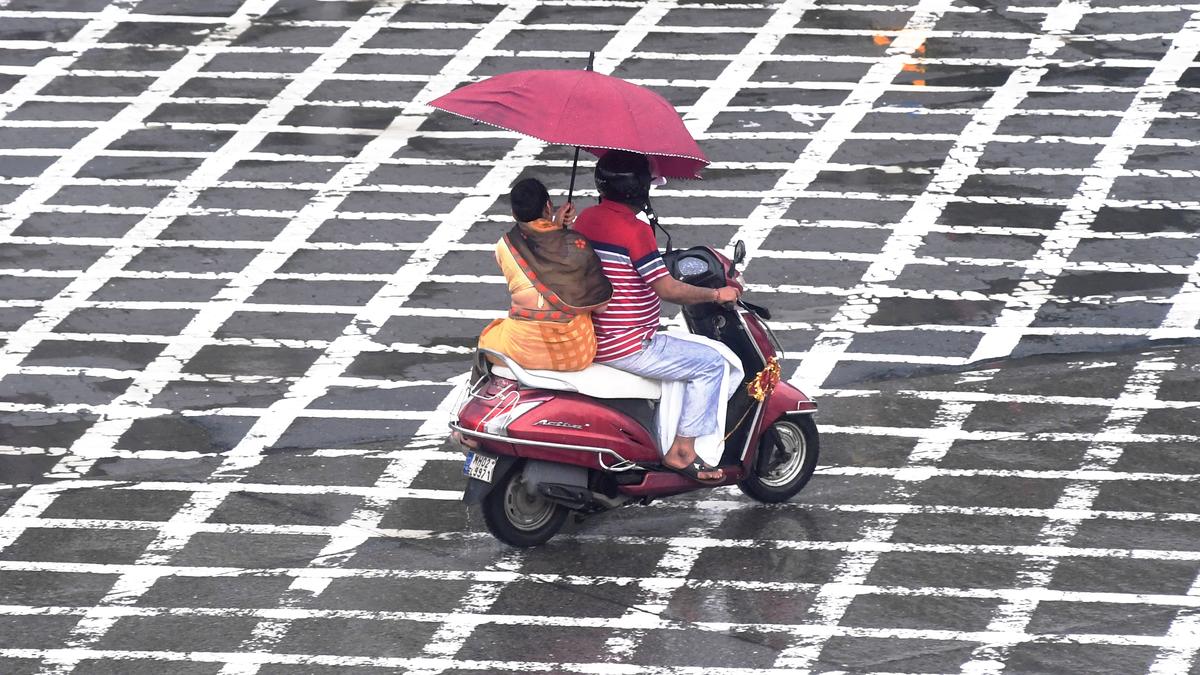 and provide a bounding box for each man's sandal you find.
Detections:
[662,458,725,485]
